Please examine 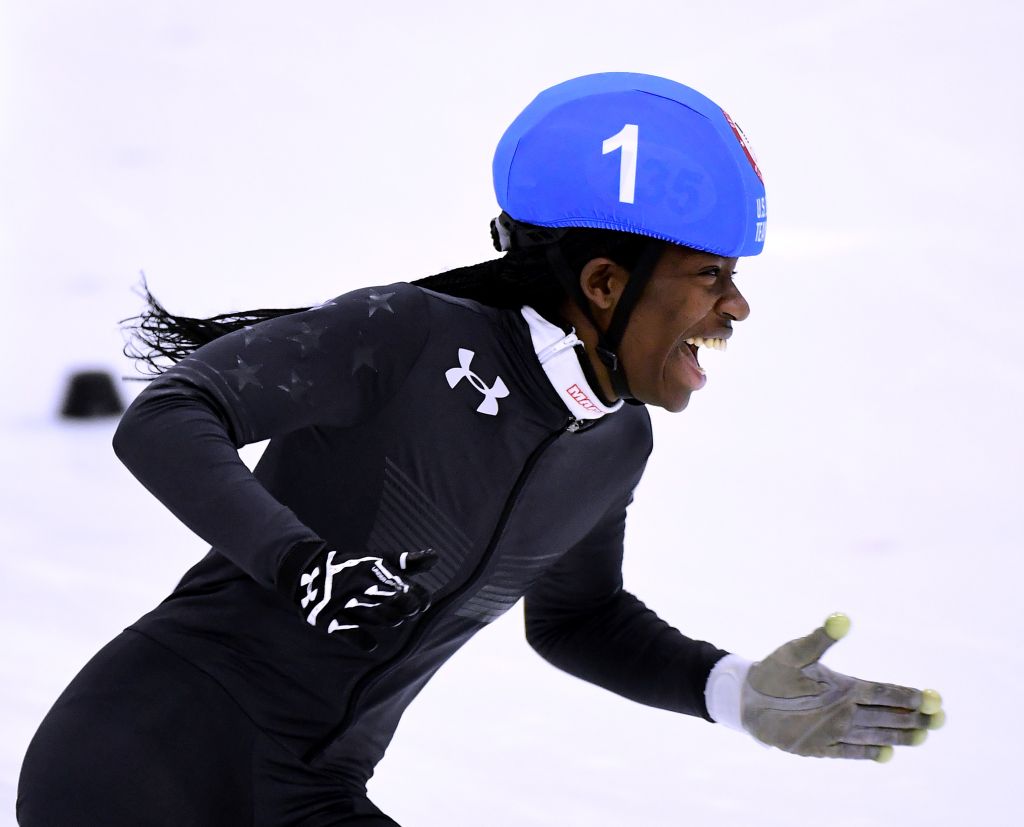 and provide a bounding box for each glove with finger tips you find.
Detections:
[288,546,437,652]
[740,613,942,761]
